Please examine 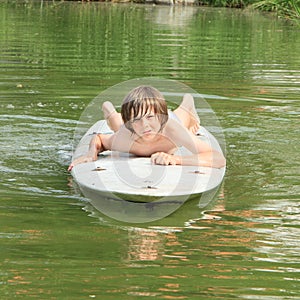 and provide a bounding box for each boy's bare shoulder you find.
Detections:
[103,126,135,152]
[116,125,135,139]
[164,118,186,134]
